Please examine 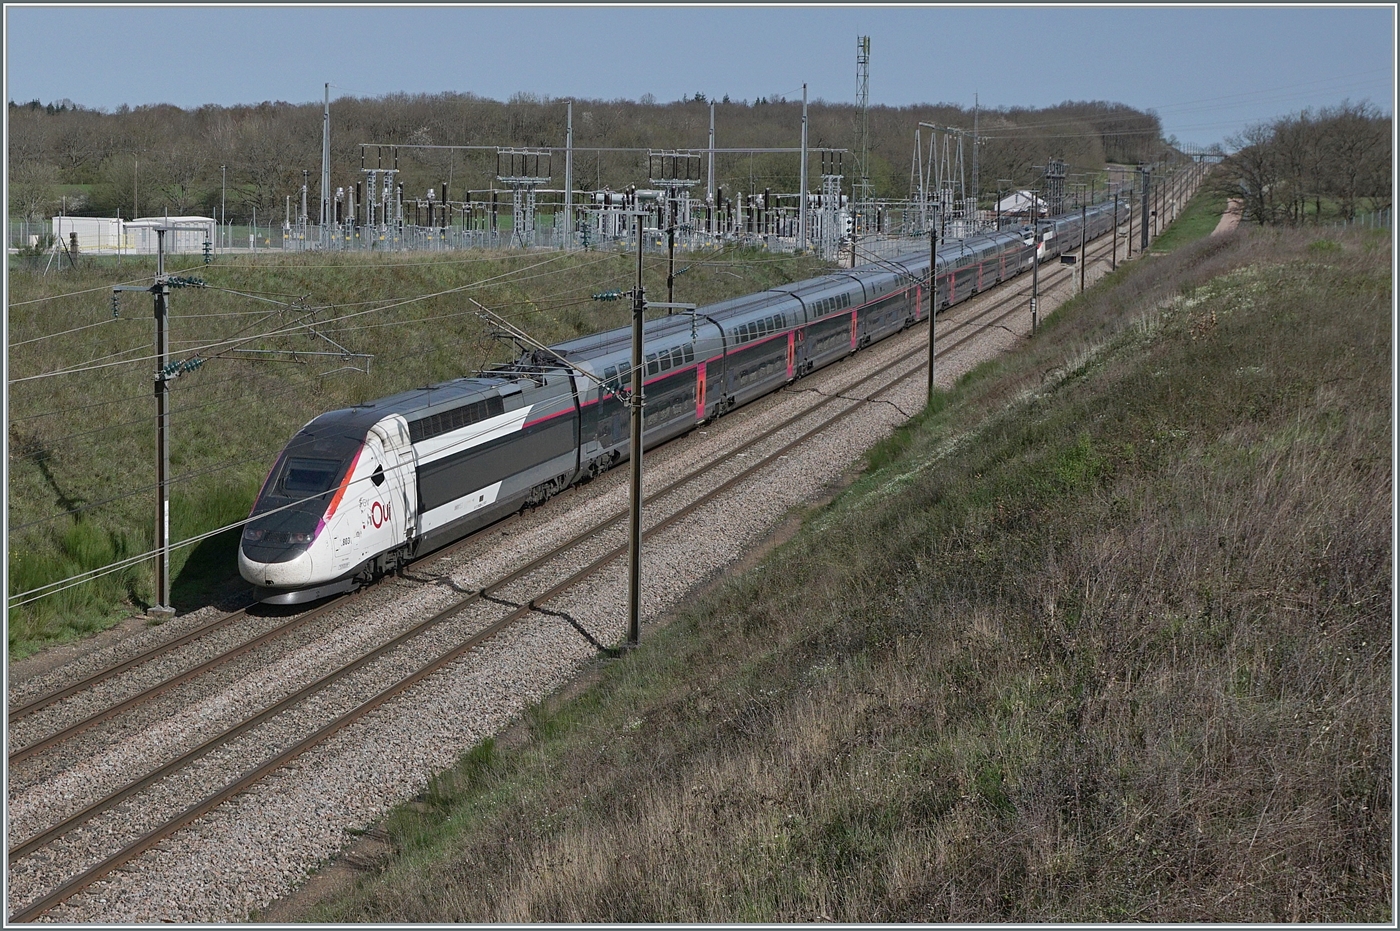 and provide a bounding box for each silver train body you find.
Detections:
[240,202,1121,602]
